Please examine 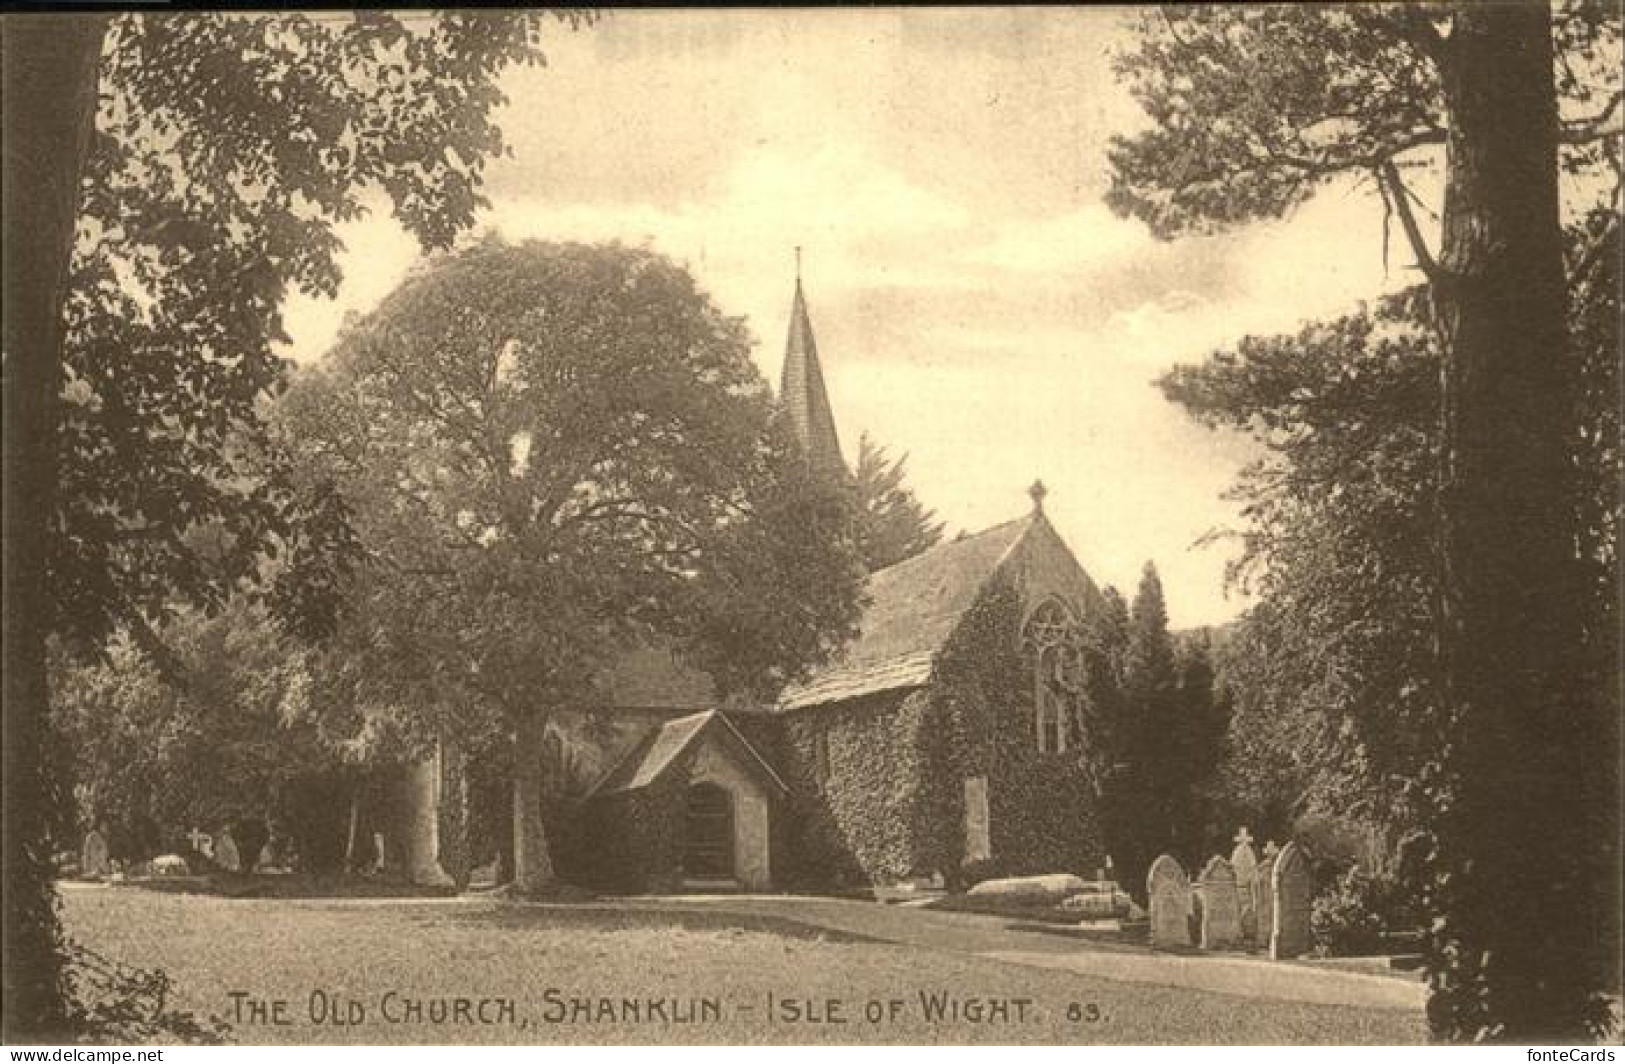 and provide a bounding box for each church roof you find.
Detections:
[779,279,846,477]
[588,710,787,797]
[777,514,1036,710]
